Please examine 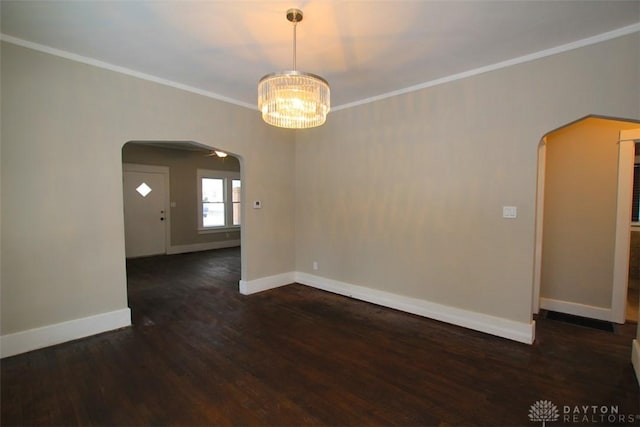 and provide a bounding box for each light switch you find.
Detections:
[503,206,517,219]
